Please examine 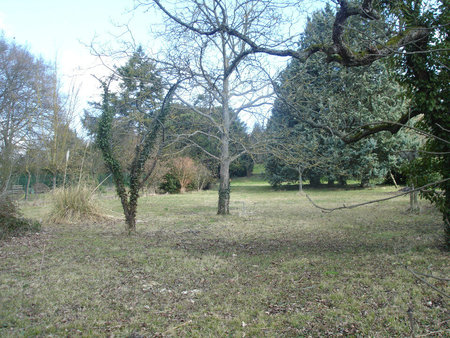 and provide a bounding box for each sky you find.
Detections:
[0,0,314,131]
[0,0,160,130]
